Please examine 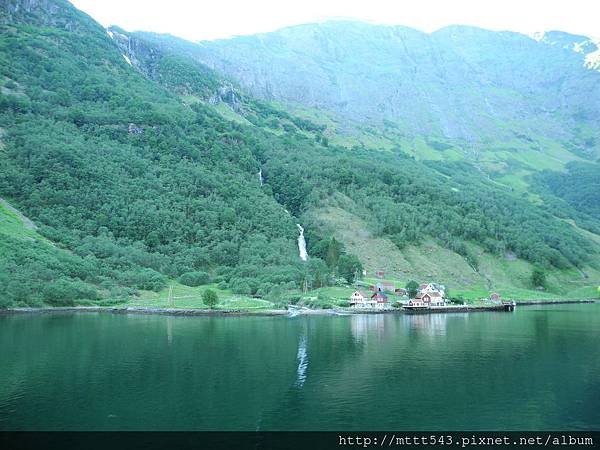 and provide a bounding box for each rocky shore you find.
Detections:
[1,299,596,318]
